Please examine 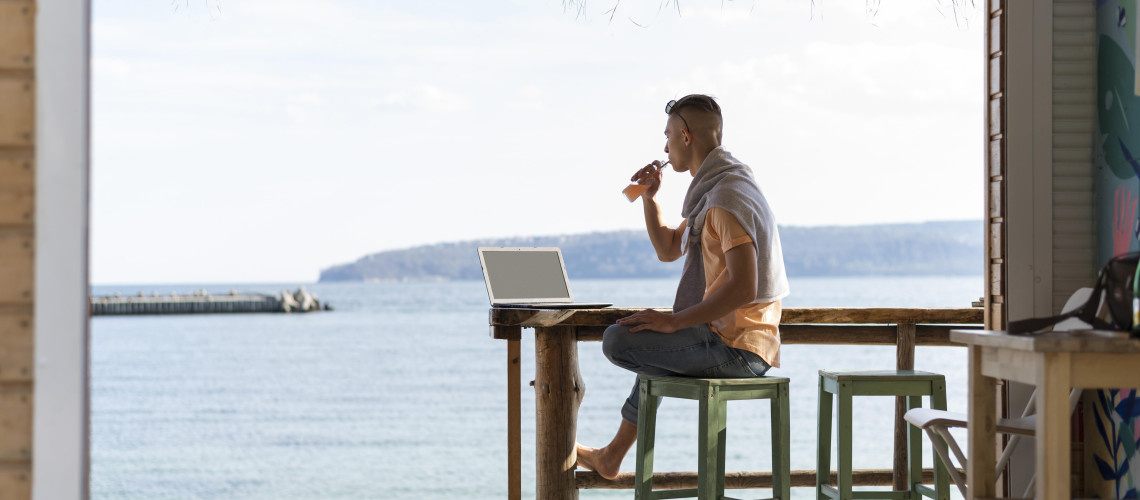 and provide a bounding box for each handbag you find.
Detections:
[1007,252,1140,336]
